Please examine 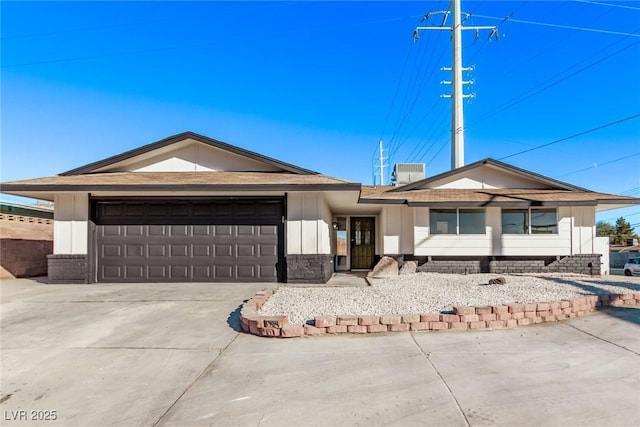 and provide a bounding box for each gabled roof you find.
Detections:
[61,131,318,176]
[391,158,588,192]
